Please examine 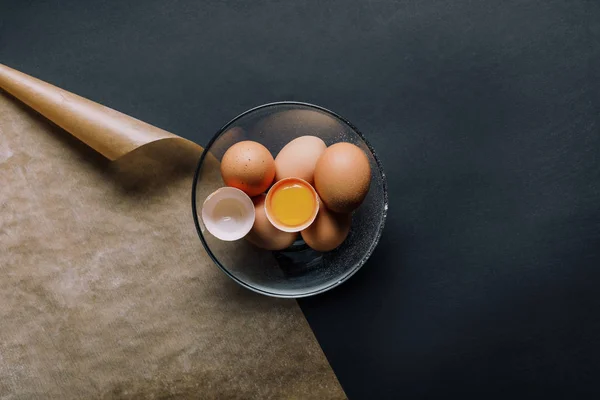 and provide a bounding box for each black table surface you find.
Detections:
[2,0,600,398]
